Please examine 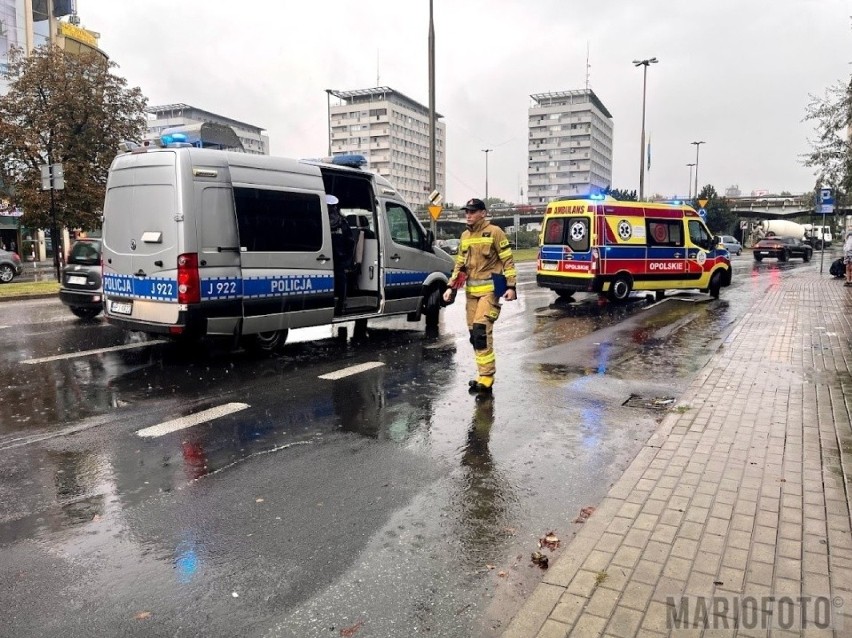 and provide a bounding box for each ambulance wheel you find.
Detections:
[607,274,632,302]
[424,285,442,329]
[243,329,288,354]
[709,272,722,299]
[655,290,666,302]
